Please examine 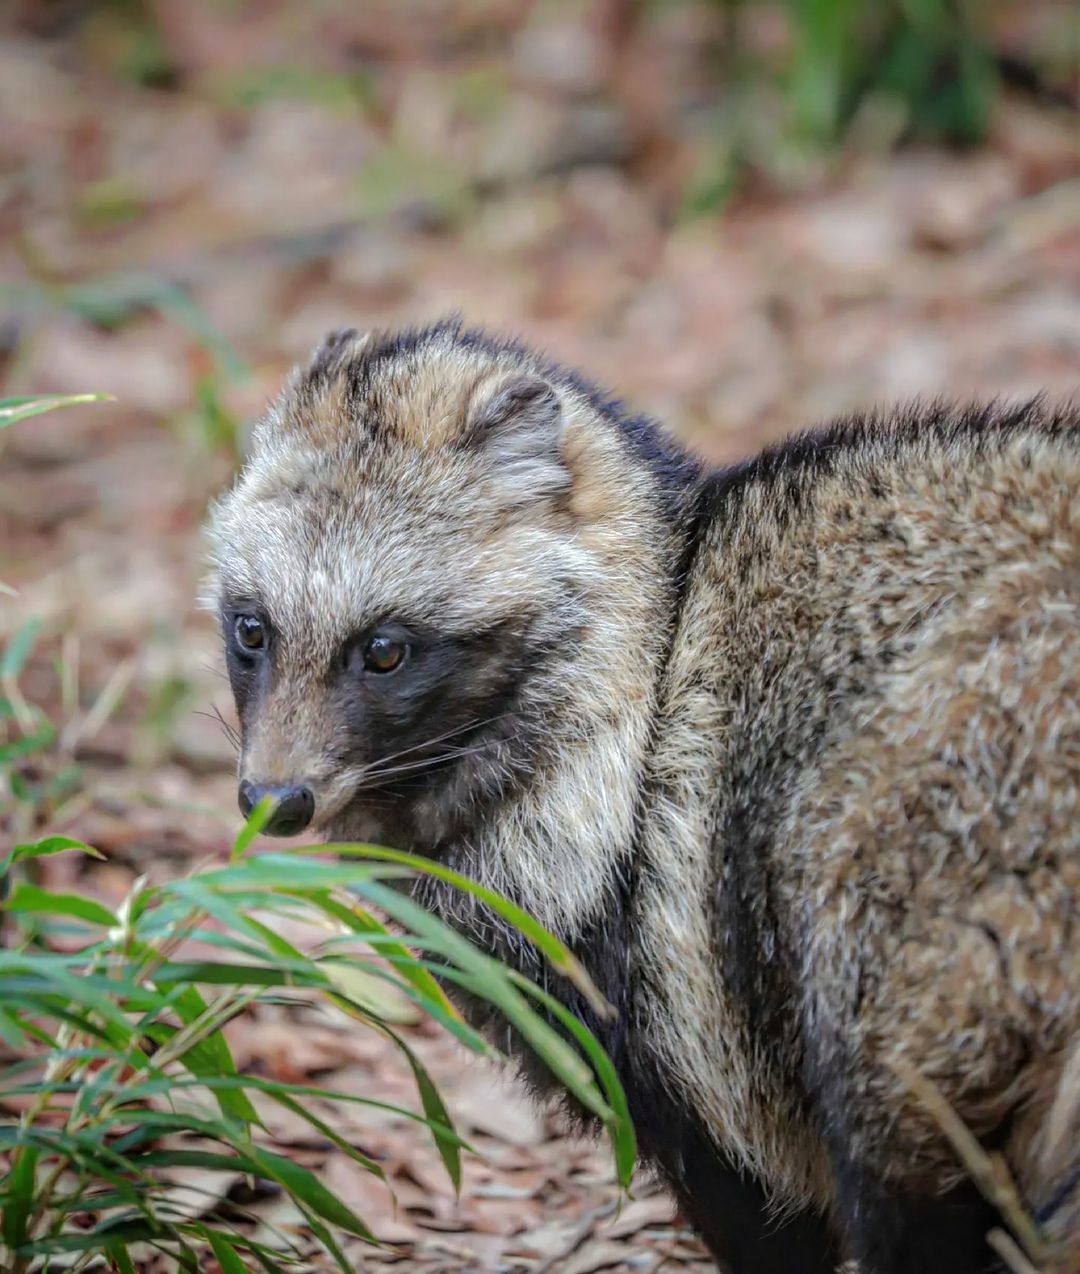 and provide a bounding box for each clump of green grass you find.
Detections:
[683,0,1047,208]
[0,822,634,1273]
[779,0,999,149]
